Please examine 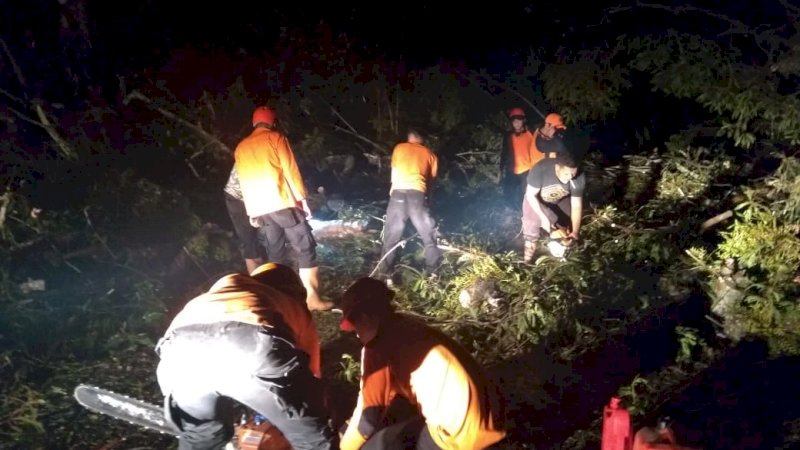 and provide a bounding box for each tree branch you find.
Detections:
[453,68,547,119]
[317,94,359,134]
[332,124,387,153]
[33,103,78,160]
[607,2,752,36]
[0,190,10,231]
[123,90,230,154]
[700,210,734,231]
[0,37,27,88]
